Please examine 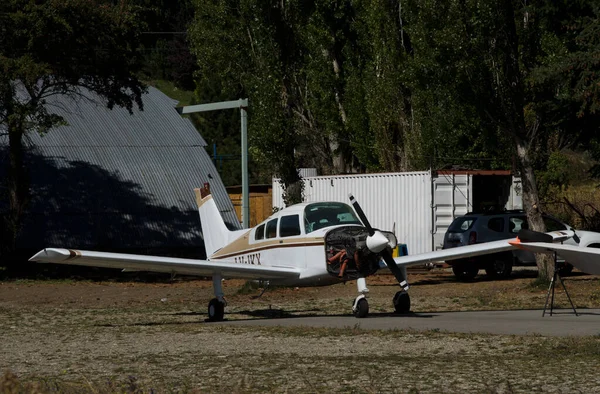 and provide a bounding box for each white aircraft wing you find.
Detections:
[509,241,600,275]
[392,238,516,267]
[29,248,301,280]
